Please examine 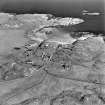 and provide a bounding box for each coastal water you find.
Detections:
[0,0,104,34]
